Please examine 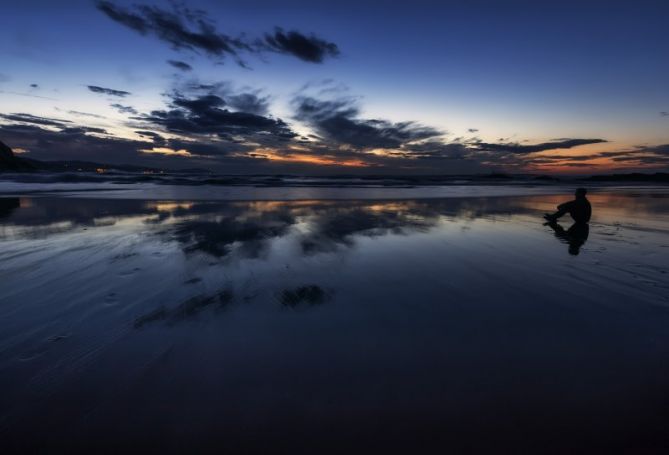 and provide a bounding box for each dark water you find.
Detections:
[1,191,668,453]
